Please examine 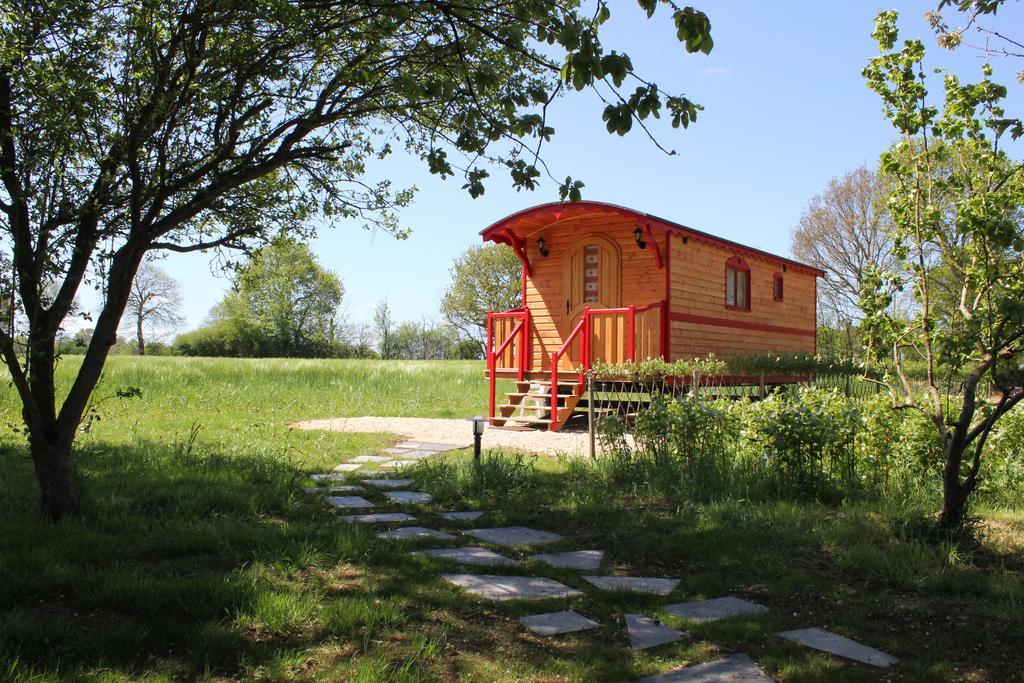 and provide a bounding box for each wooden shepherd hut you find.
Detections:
[482,201,824,431]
